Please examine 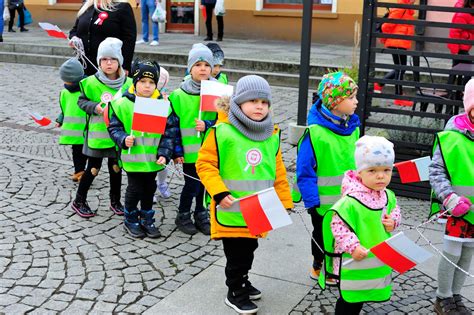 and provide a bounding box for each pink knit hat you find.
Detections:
[463,78,474,114]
